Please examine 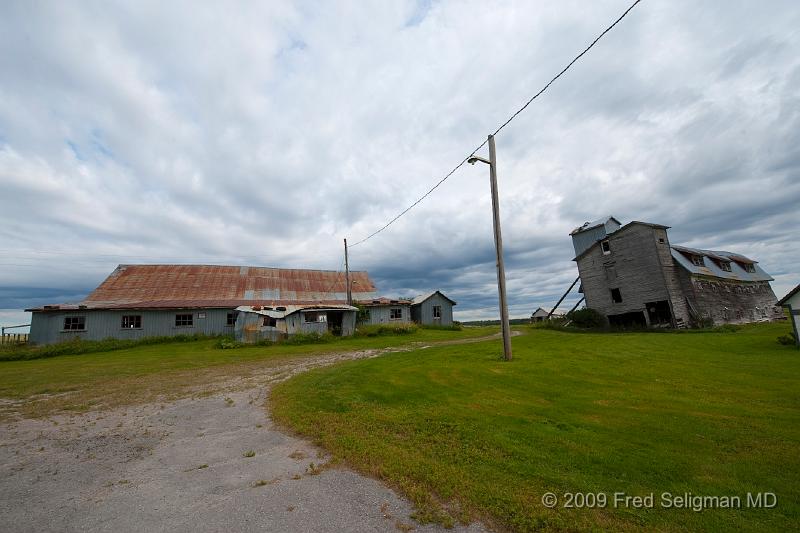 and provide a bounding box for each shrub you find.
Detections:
[566,308,606,329]
[777,332,797,346]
